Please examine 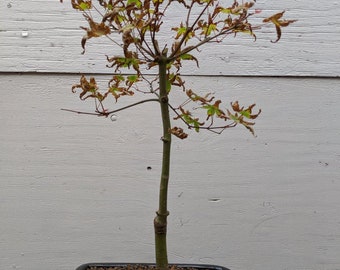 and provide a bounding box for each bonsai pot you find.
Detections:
[76,263,230,270]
